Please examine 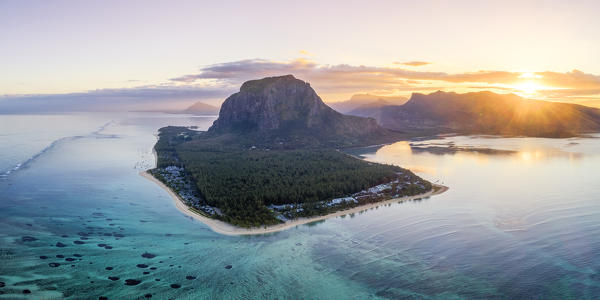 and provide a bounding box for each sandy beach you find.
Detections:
[140,171,448,236]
